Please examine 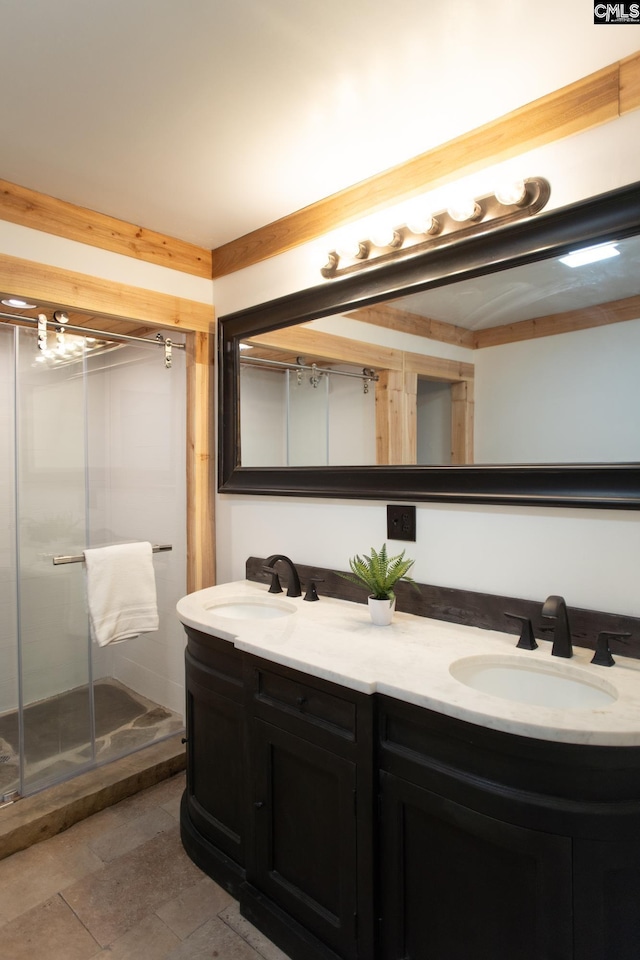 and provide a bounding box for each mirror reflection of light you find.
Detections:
[559,243,620,268]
